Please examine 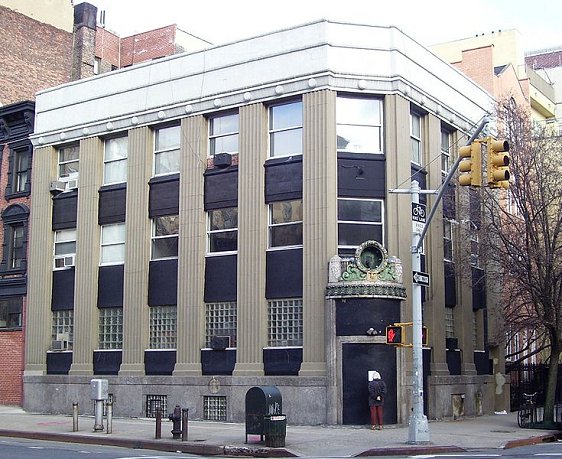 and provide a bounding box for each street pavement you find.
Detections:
[0,405,560,457]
